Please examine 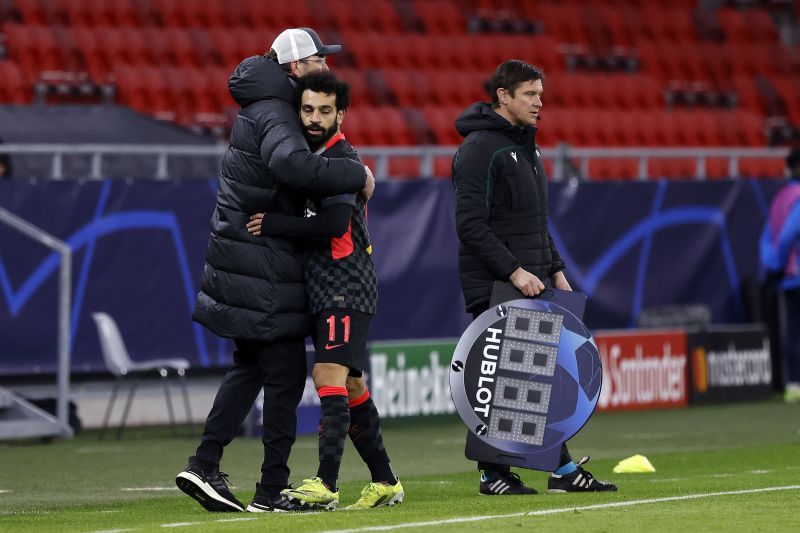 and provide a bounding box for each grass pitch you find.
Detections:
[1,400,799,532]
